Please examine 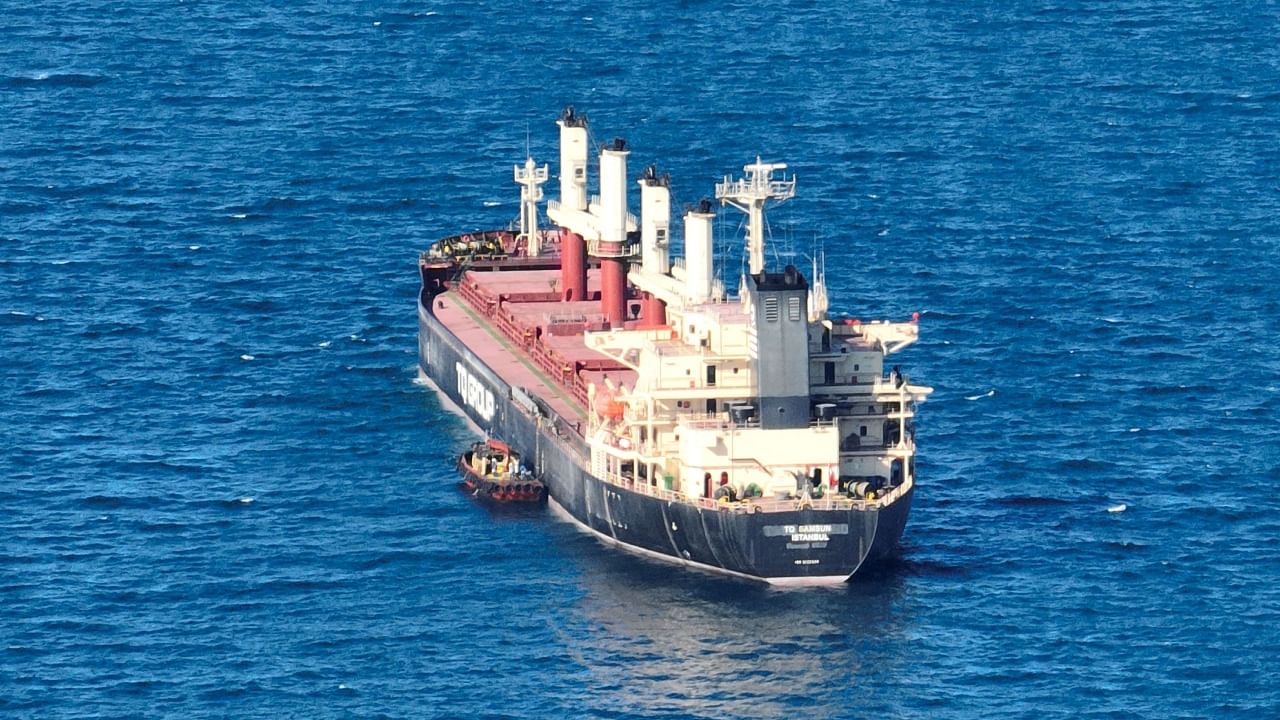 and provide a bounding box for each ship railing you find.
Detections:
[586,238,641,258]
[675,414,838,431]
[449,270,592,411]
[588,195,639,228]
[821,403,895,417]
[602,469,908,513]
[647,374,756,391]
[714,176,797,200]
[525,338,590,408]
[456,275,495,314]
[493,305,531,348]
